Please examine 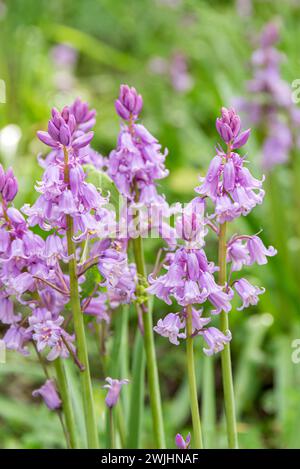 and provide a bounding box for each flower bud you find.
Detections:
[175,433,191,449]
[115,84,143,120]
[2,169,18,202]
